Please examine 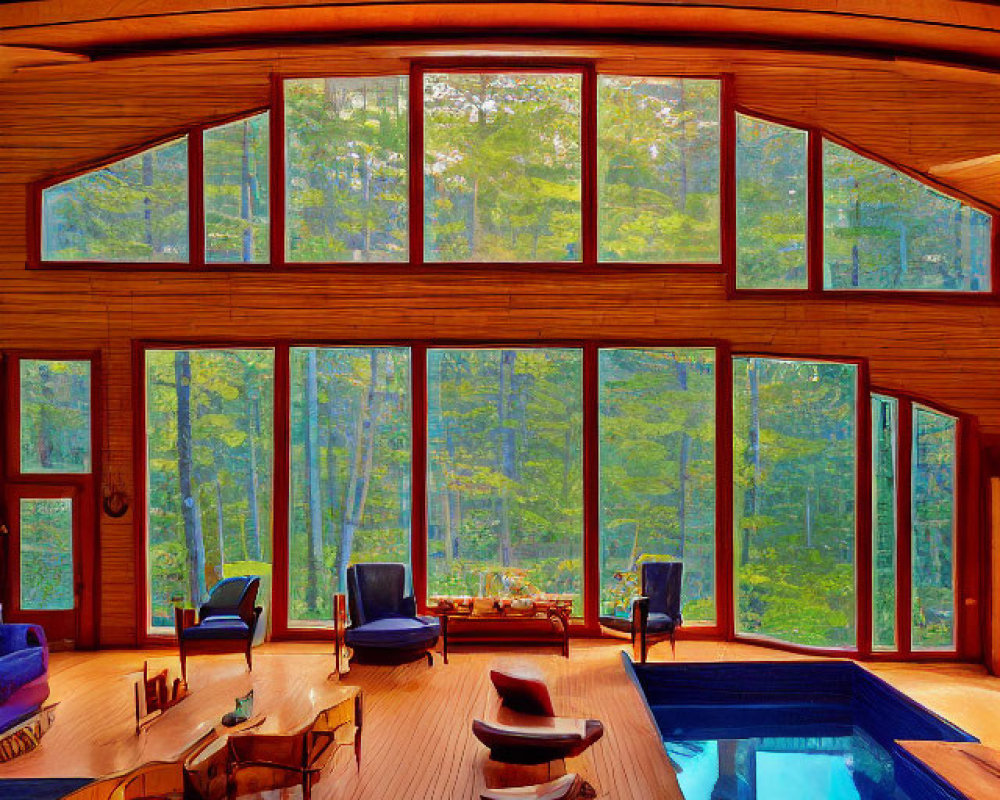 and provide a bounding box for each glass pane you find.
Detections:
[289,347,411,624]
[204,112,269,263]
[285,76,408,262]
[871,394,898,651]
[42,138,188,262]
[736,114,808,288]
[733,358,857,648]
[823,140,991,291]
[427,349,583,612]
[424,73,582,262]
[20,359,92,474]
[598,77,720,262]
[145,349,274,629]
[599,348,716,623]
[20,498,74,611]
[911,405,957,650]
